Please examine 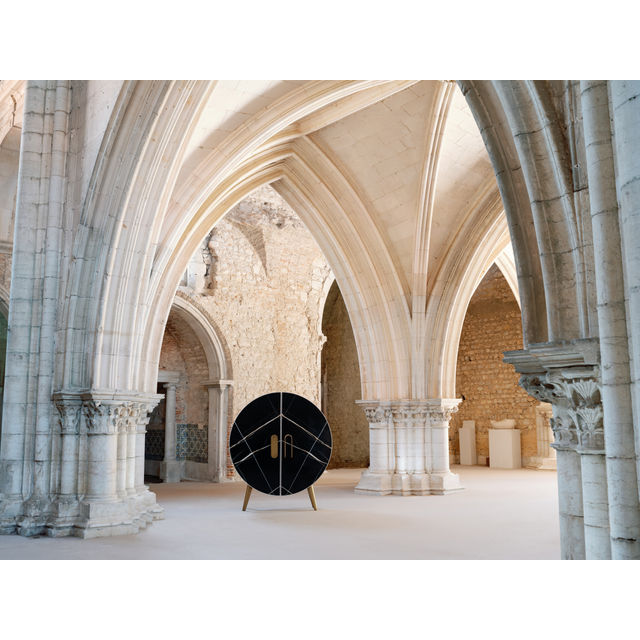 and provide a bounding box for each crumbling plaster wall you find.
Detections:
[179,184,334,422]
[450,264,539,464]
